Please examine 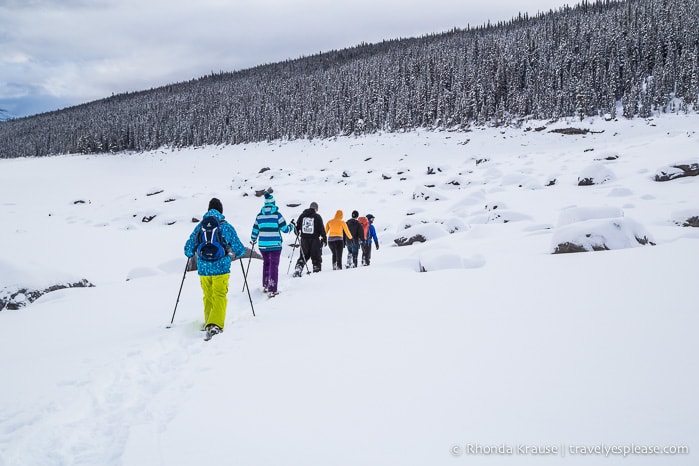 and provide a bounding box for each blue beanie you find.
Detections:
[264,192,275,205]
